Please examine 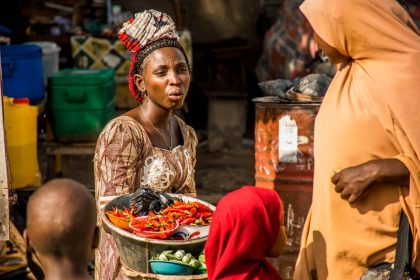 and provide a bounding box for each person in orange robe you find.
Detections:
[293,0,420,279]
